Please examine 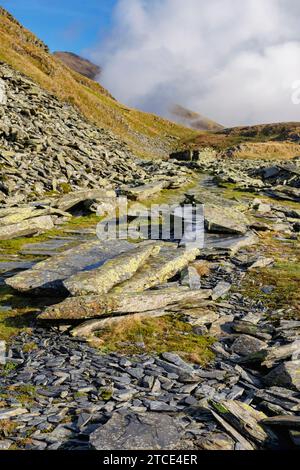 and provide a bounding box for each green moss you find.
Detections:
[22,342,37,353]
[0,384,38,406]
[65,213,104,228]
[74,391,88,399]
[96,315,215,366]
[0,361,17,376]
[0,228,64,254]
[100,387,113,401]
[58,182,72,194]
[210,401,229,414]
